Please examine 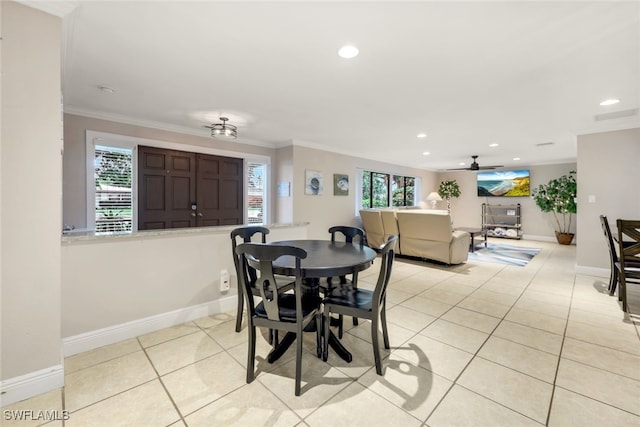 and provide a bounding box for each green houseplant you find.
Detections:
[438,180,461,215]
[532,170,577,244]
